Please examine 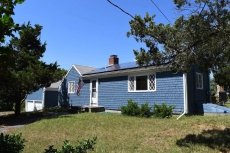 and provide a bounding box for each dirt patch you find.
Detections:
[142,129,177,146]
[192,124,227,132]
